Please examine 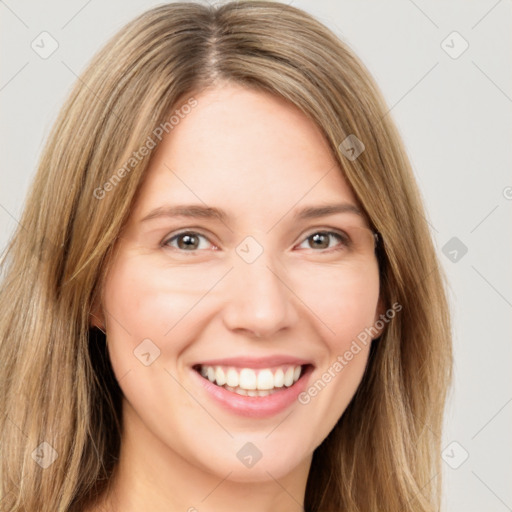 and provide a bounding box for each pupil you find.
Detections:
[178,234,197,250]
[311,233,328,249]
